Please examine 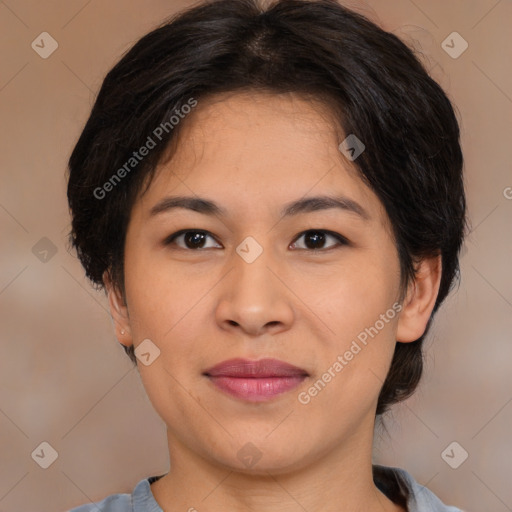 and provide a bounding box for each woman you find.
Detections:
[66,0,467,510]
